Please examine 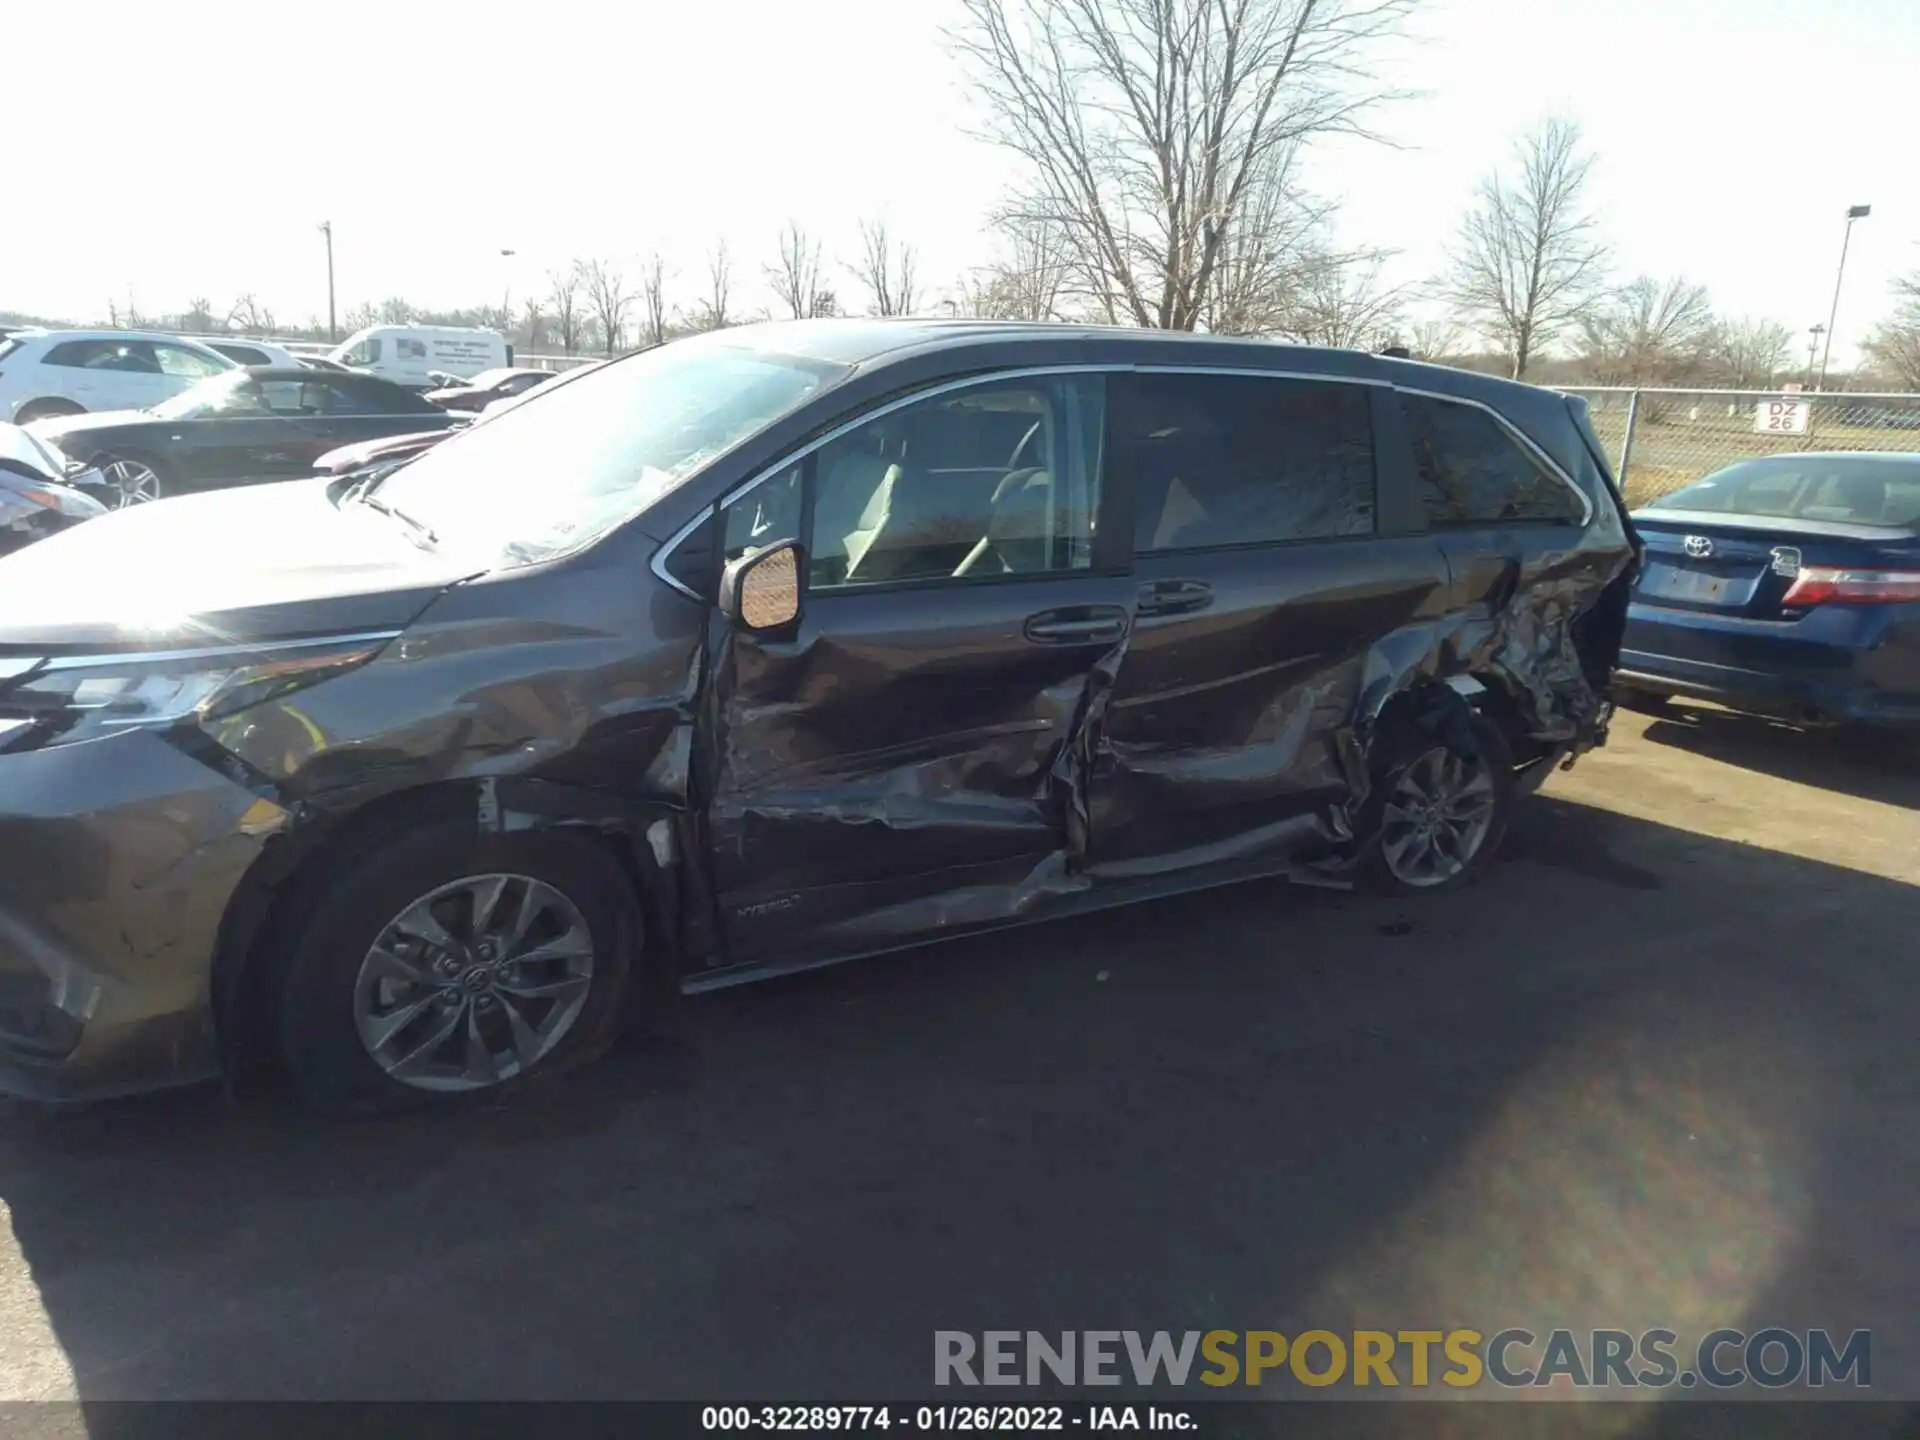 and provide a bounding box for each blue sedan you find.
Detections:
[1618,452,1920,728]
